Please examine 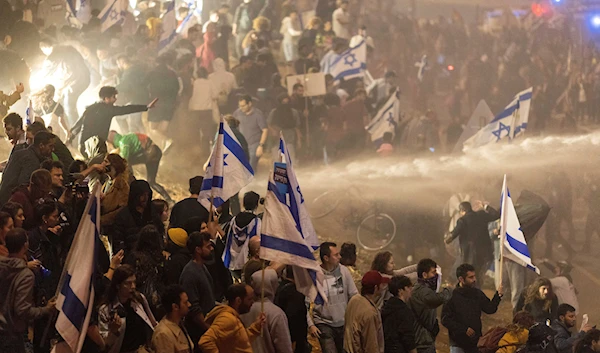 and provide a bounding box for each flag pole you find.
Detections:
[209,195,214,223]
[260,258,265,337]
[498,174,507,287]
